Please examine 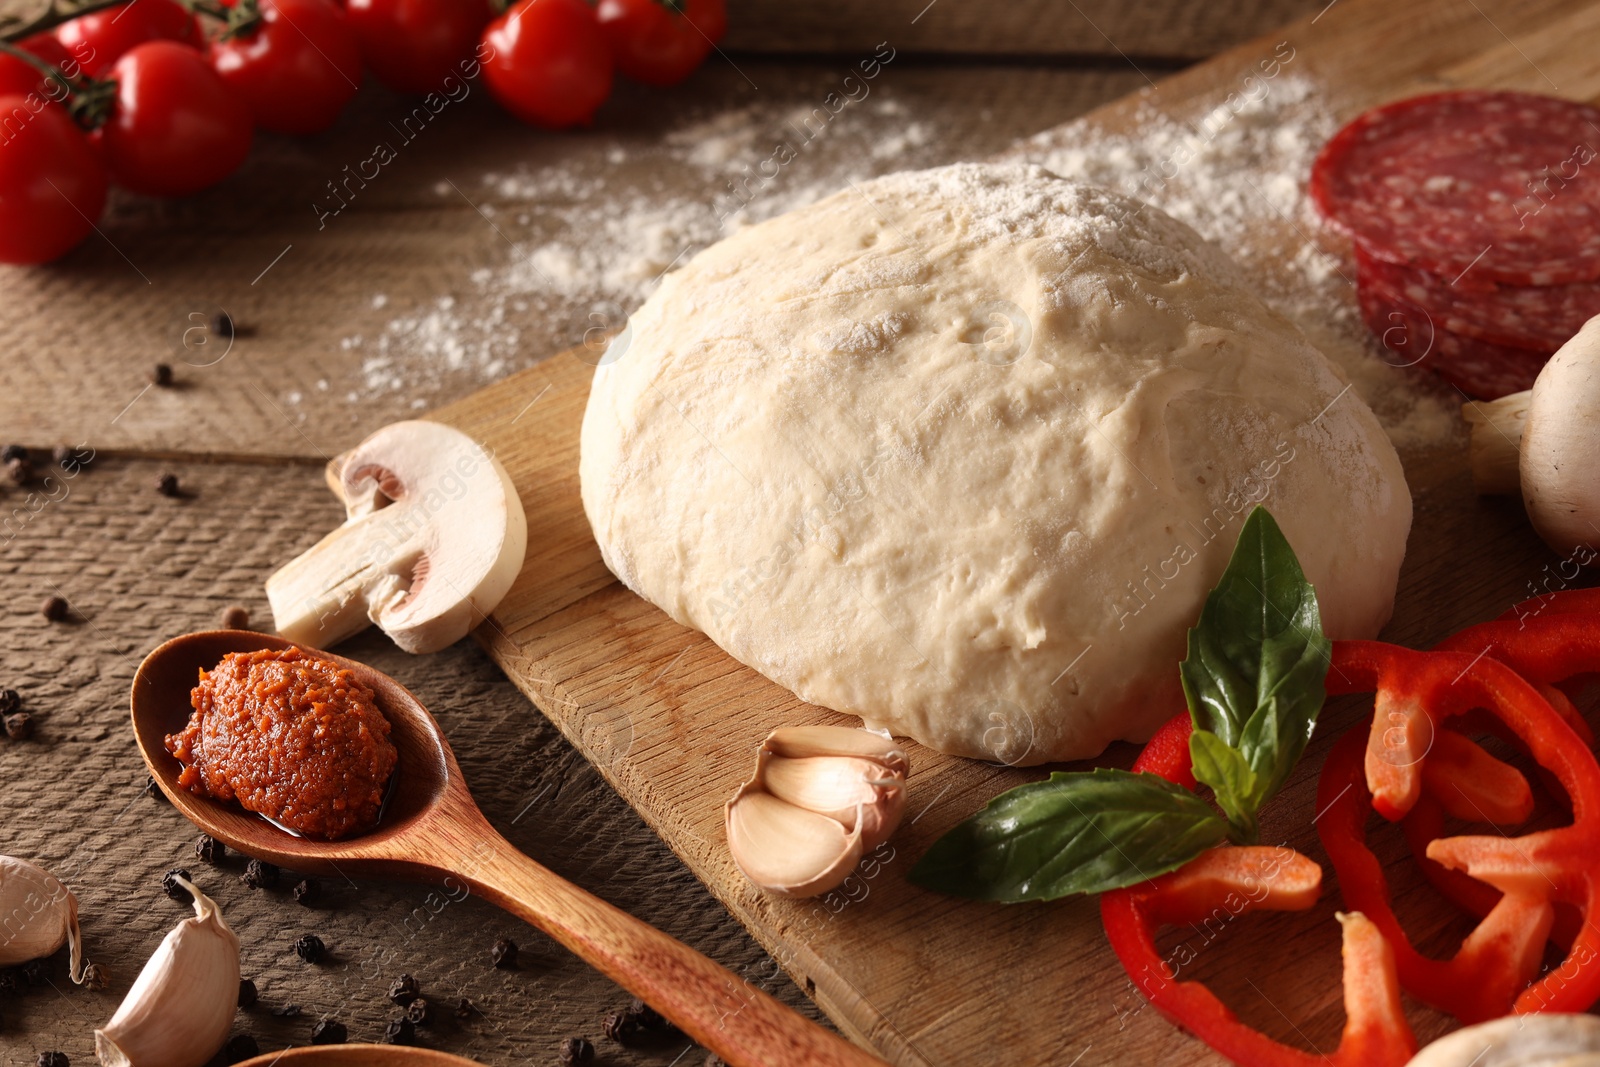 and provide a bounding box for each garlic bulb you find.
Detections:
[0,855,94,983]
[96,875,240,1067]
[726,726,908,897]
